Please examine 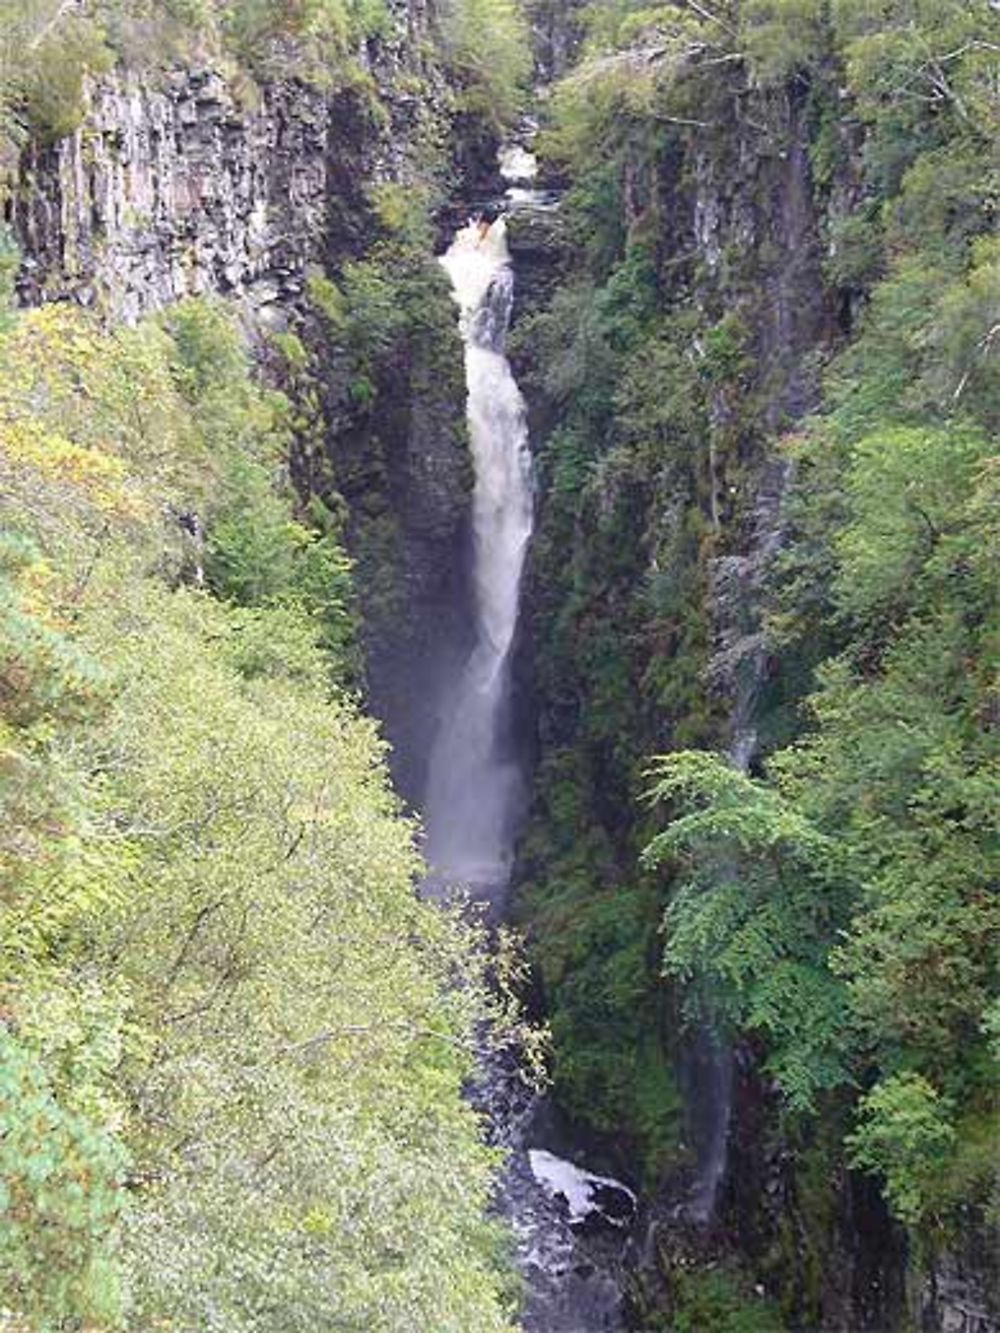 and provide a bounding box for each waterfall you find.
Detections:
[424,218,533,907]
[426,200,634,1331]
[681,457,794,1224]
